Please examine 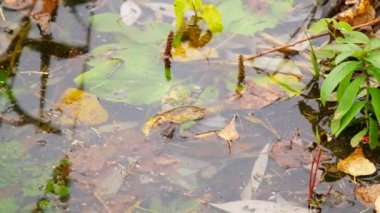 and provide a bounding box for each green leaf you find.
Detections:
[75,43,172,105]
[333,76,365,121]
[174,0,189,30]
[336,72,353,101]
[199,4,223,33]
[309,40,320,77]
[365,38,380,52]
[369,88,380,123]
[315,43,361,59]
[368,65,380,83]
[369,118,379,149]
[0,198,18,213]
[335,51,357,64]
[350,129,368,147]
[308,18,333,35]
[334,101,365,136]
[218,0,292,35]
[90,13,124,33]
[365,51,380,69]
[337,31,369,44]
[320,61,361,105]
